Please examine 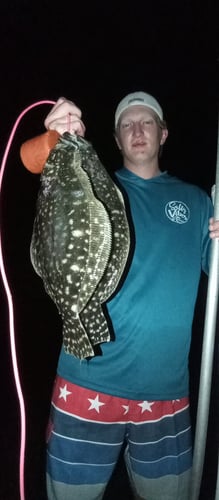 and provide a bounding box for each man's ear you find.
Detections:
[160,128,168,145]
[114,133,122,150]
